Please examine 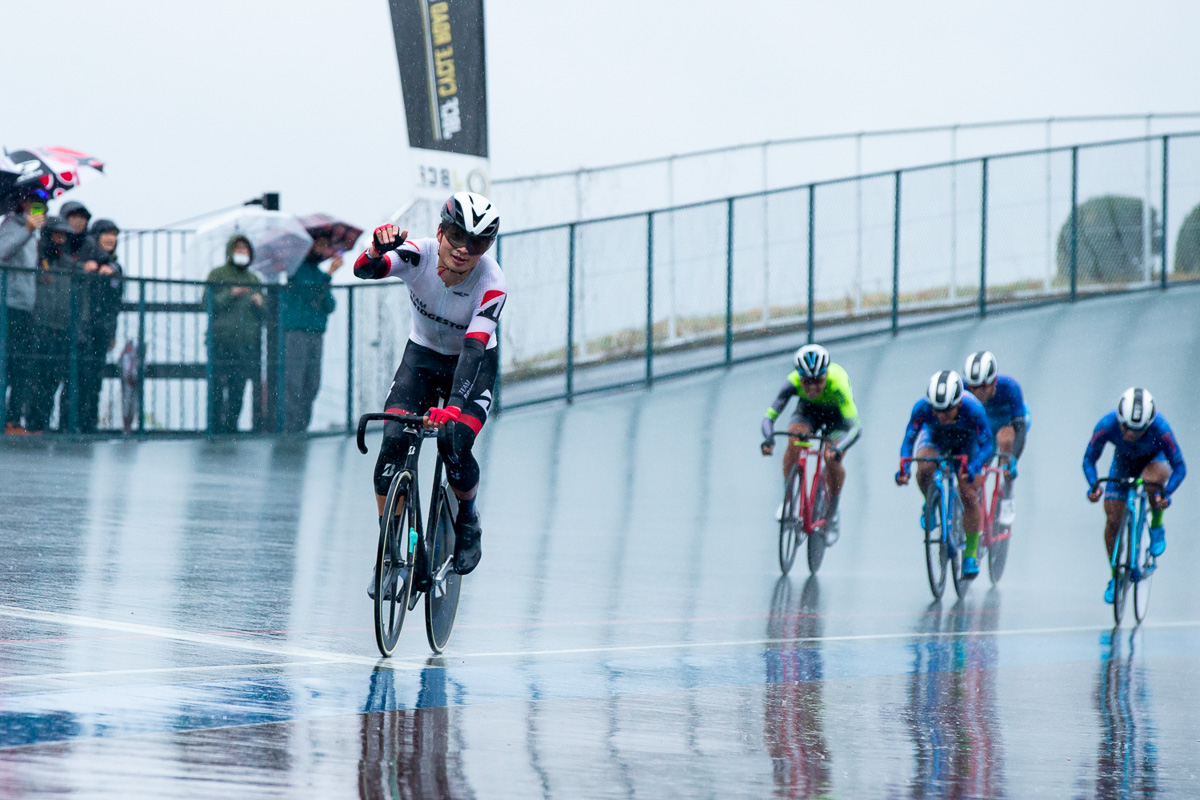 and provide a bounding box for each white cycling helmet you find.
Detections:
[440,191,500,238]
[1117,387,1155,430]
[963,351,998,387]
[793,344,830,378]
[927,370,964,410]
